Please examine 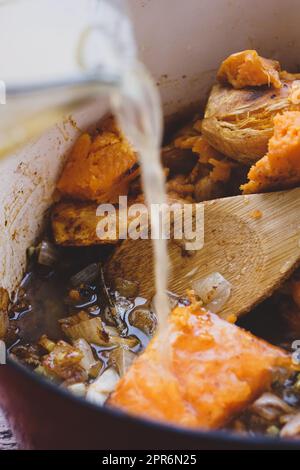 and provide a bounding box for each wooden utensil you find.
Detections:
[105,188,300,320]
